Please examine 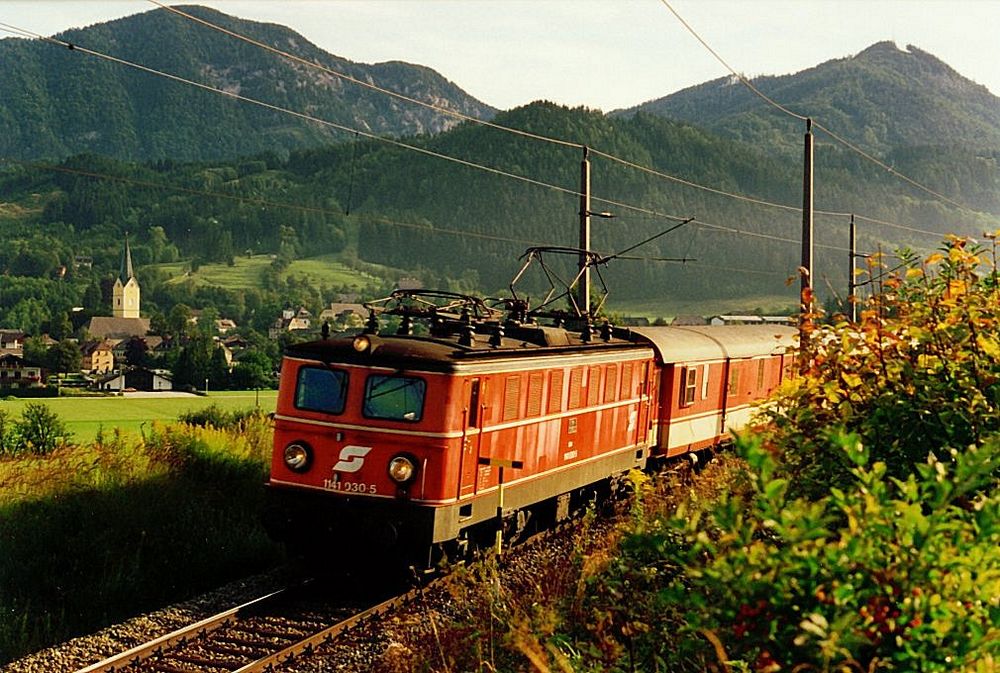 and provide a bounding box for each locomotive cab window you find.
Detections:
[363,374,426,422]
[295,366,348,415]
